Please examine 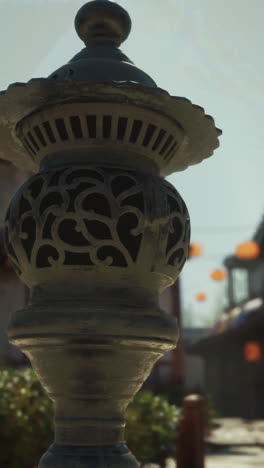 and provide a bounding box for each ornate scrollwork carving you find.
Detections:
[5,166,190,286]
